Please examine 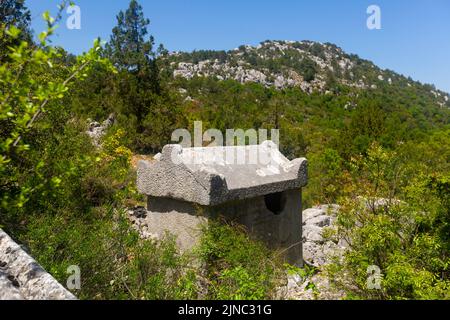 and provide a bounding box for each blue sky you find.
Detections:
[26,0,450,93]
